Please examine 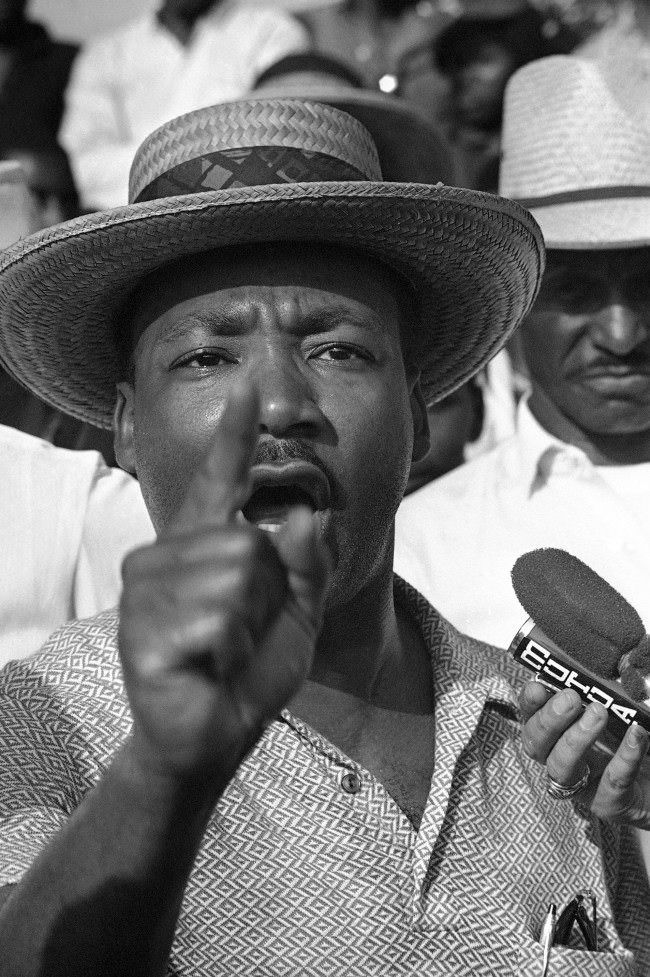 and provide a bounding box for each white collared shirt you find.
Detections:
[60,3,309,209]
[0,424,155,666]
[395,401,650,649]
